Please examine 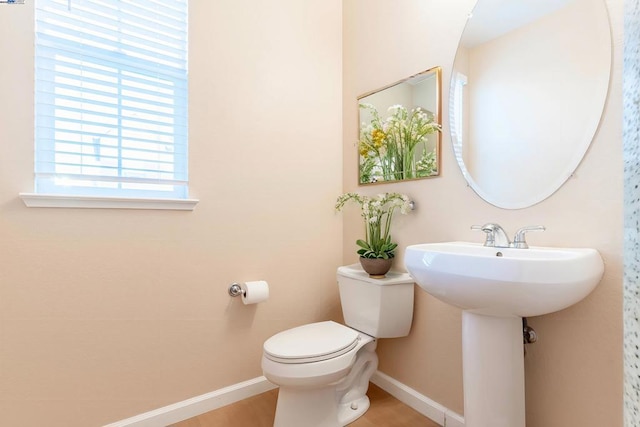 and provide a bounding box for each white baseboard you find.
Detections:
[103,376,277,427]
[371,371,465,427]
[104,371,464,427]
